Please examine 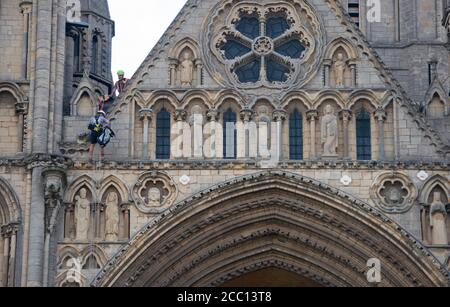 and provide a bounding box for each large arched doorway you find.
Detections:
[93,172,450,287]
